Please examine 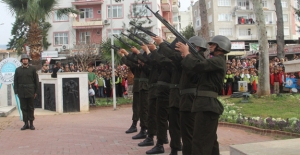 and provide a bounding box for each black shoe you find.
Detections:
[125,126,137,134]
[169,148,178,155]
[29,120,35,130]
[138,137,154,146]
[21,121,29,130]
[146,143,164,154]
[163,135,169,144]
[132,129,147,139]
